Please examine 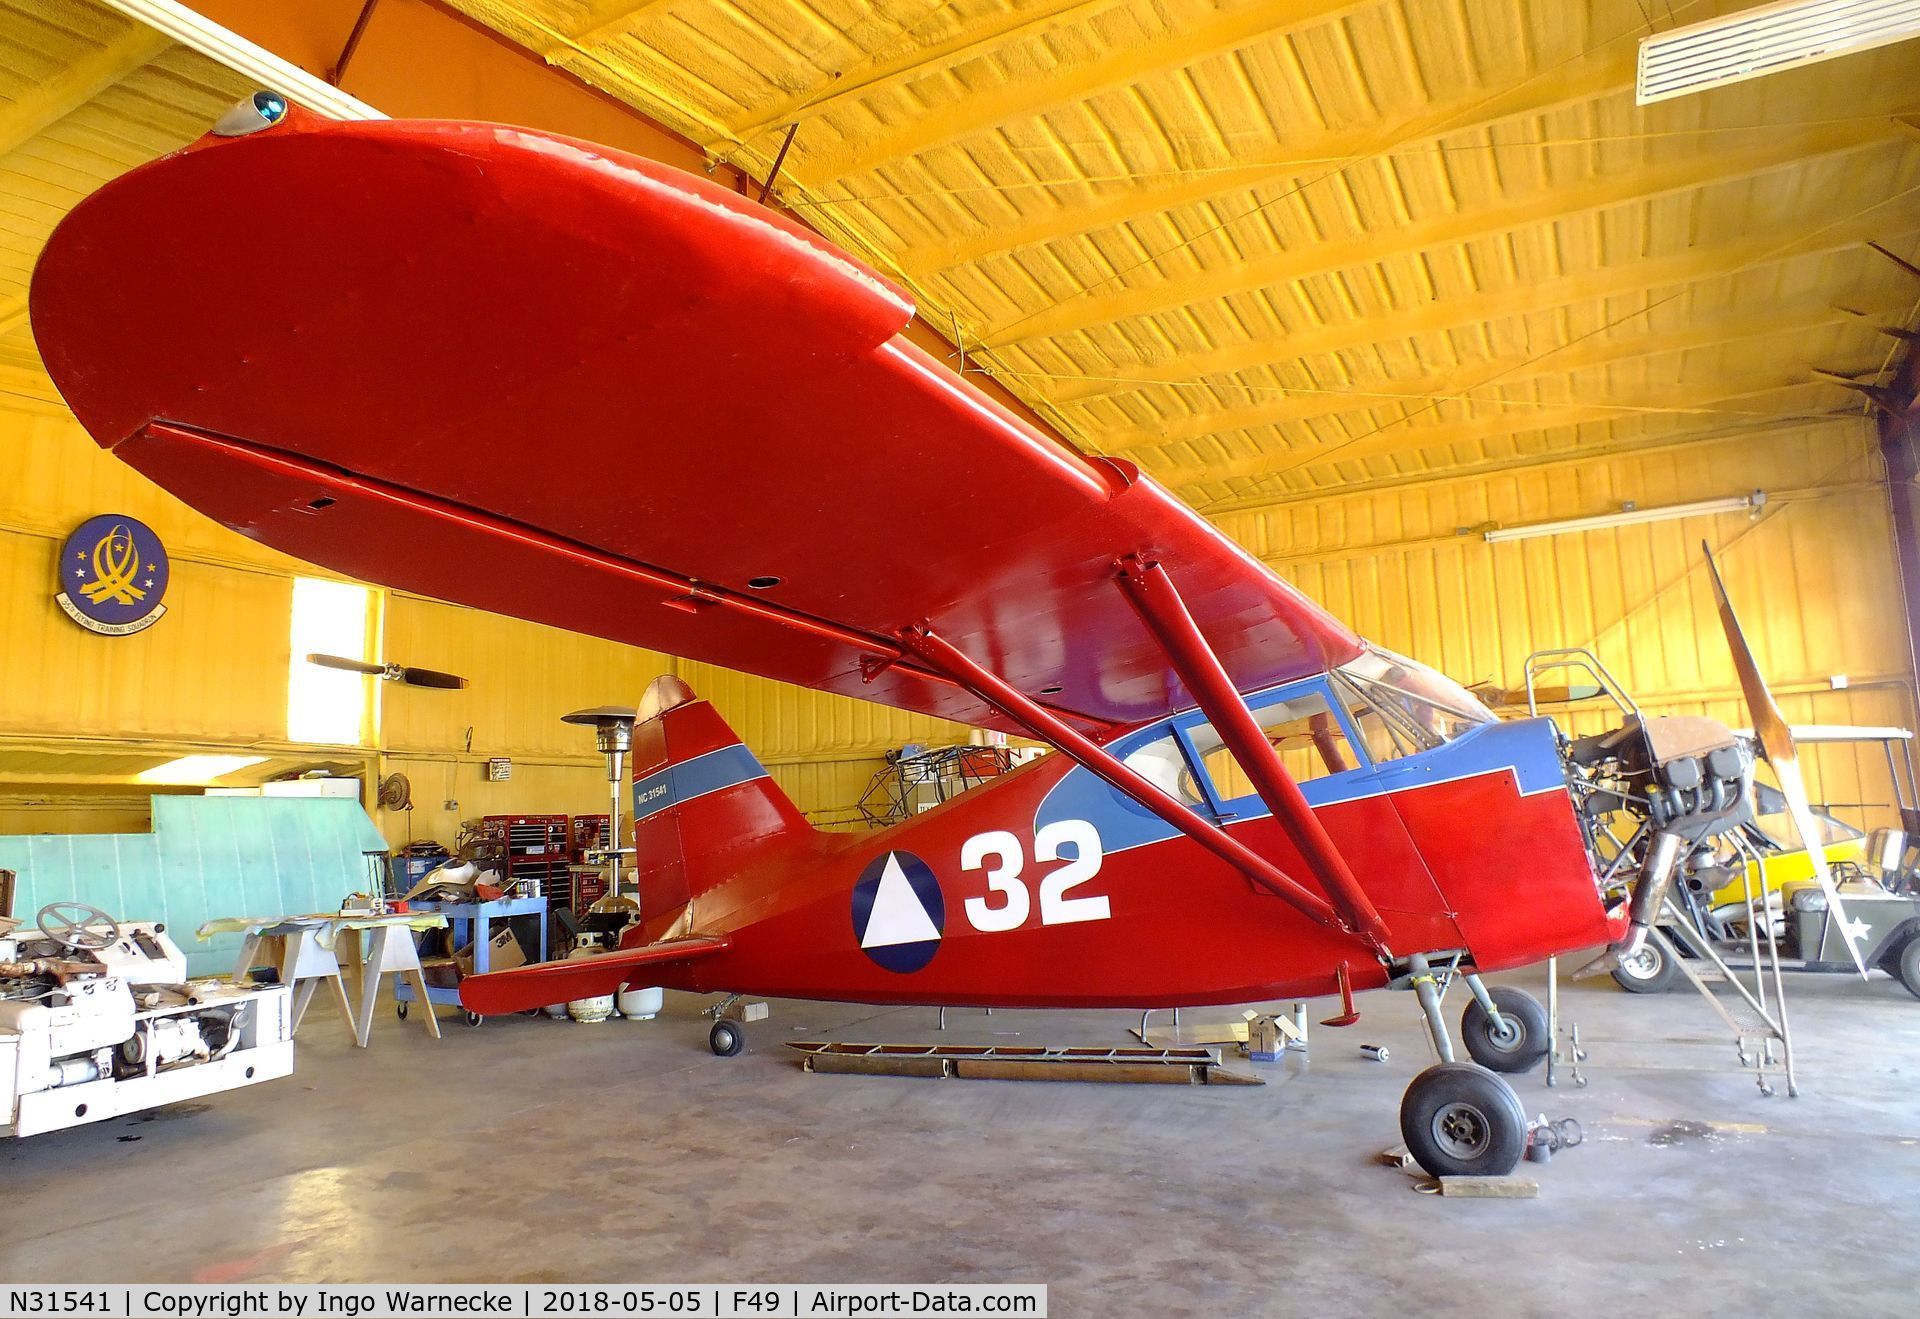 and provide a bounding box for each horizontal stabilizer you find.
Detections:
[457,934,729,1016]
